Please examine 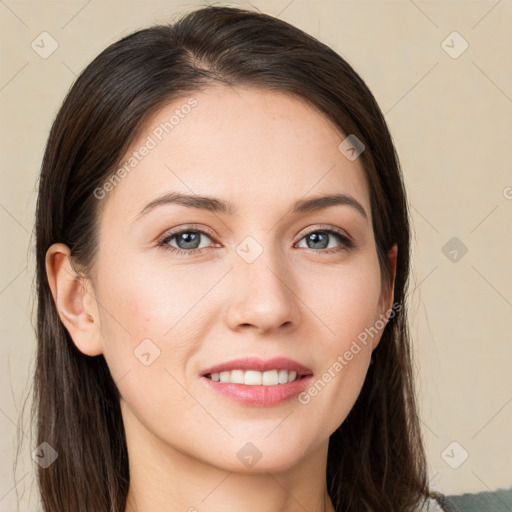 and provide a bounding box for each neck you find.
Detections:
[121,400,336,512]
